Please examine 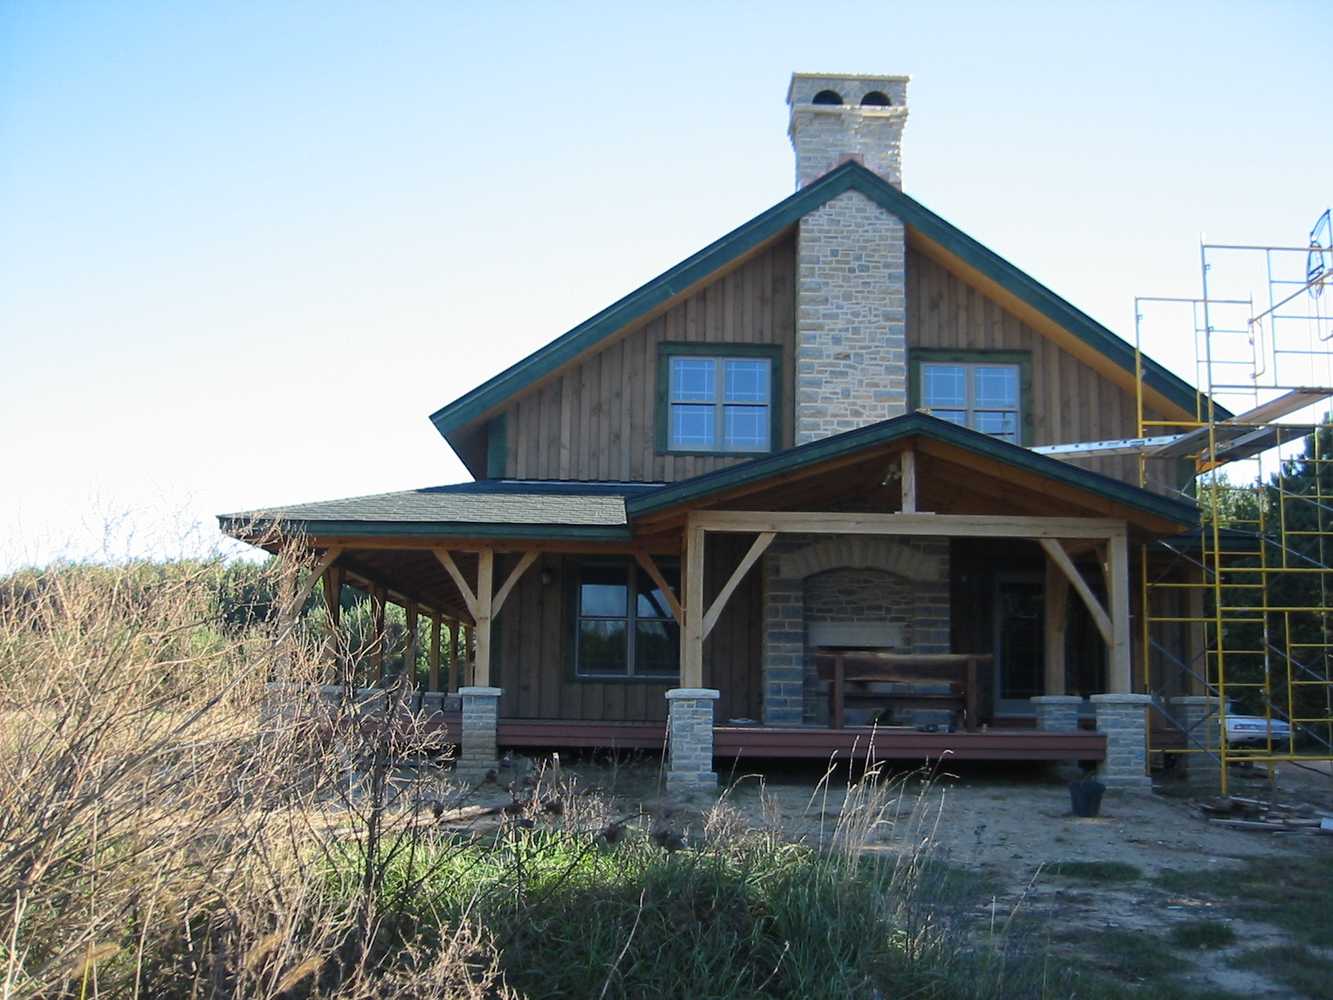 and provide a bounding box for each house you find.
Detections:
[222,73,1217,793]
